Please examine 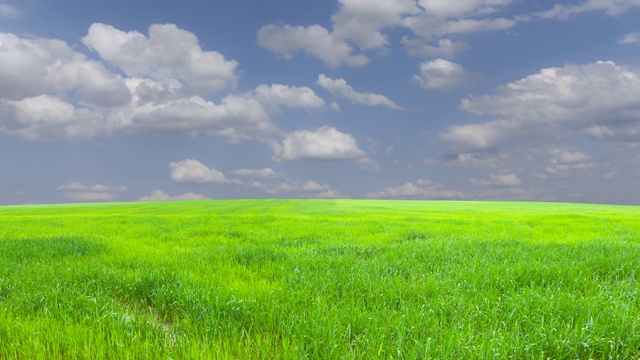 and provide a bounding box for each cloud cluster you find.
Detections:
[0,24,336,145]
[441,61,640,151]
[164,159,342,198]
[56,182,128,201]
[258,0,640,67]
[257,0,522,65]
[139,190,208,201]
[367,179,464,199]
[545,148,596,177]
[265,180,341,198]
[82,23,238,94]
[471,173,521,187]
